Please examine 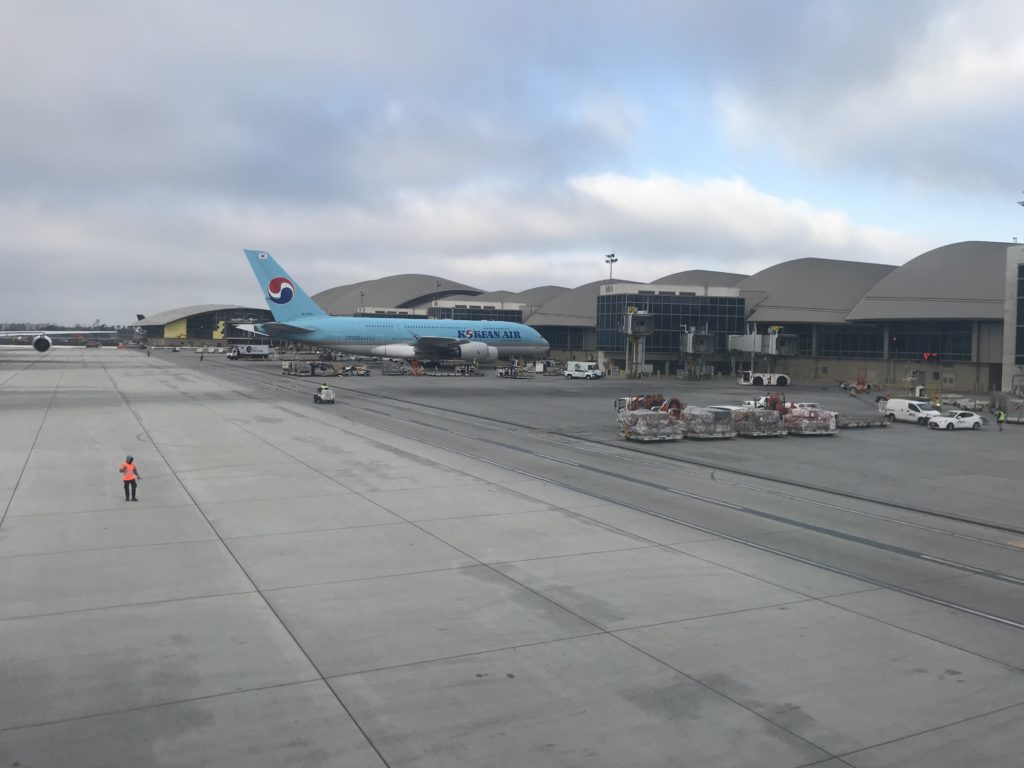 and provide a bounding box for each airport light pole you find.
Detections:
[359,291,365,315]
[605,253,618,280]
